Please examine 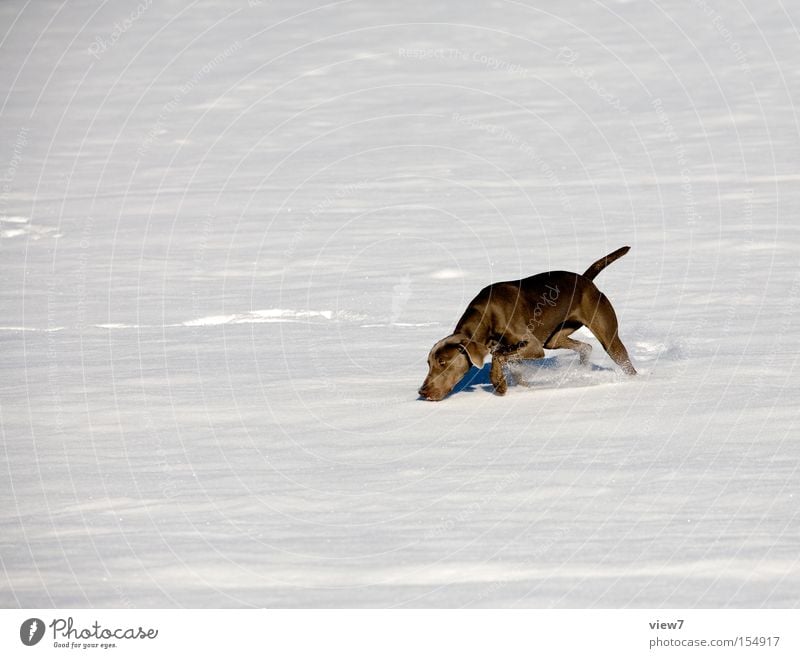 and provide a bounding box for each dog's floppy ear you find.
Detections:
[454,334,489,367]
